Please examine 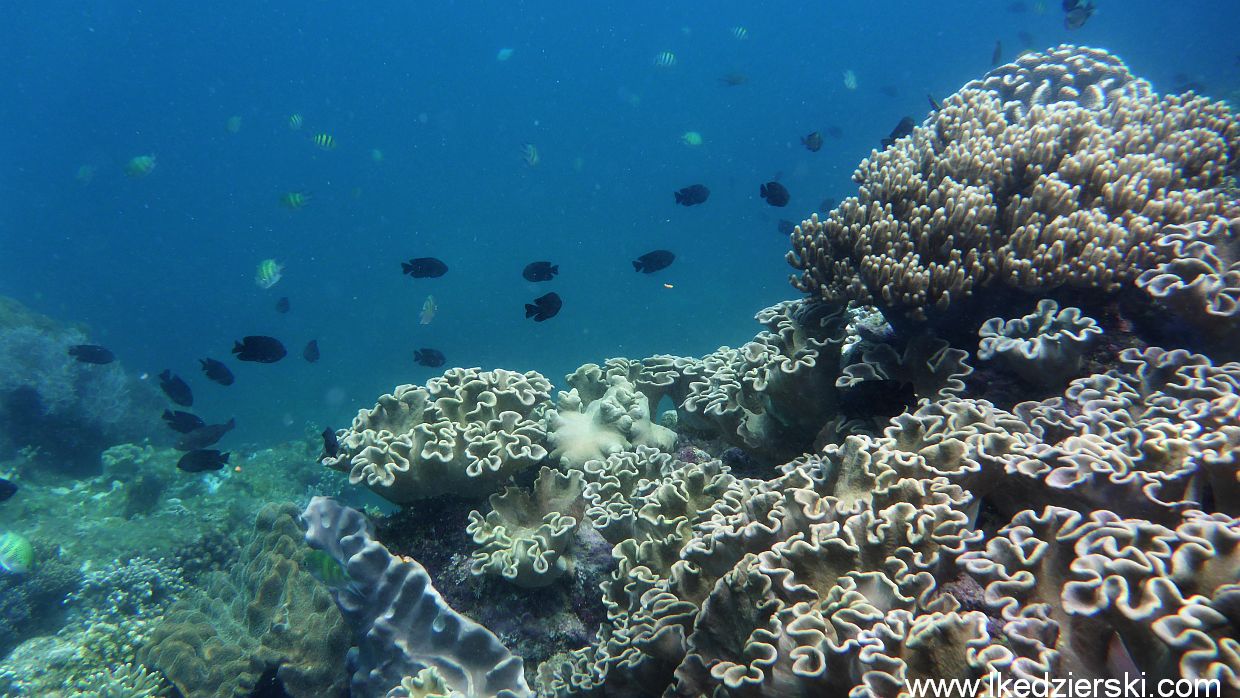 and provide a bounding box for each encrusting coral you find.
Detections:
[787,45,1240,322]
[978,298,1102,389]
[140,503,350,698]
[324,368,553,503]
